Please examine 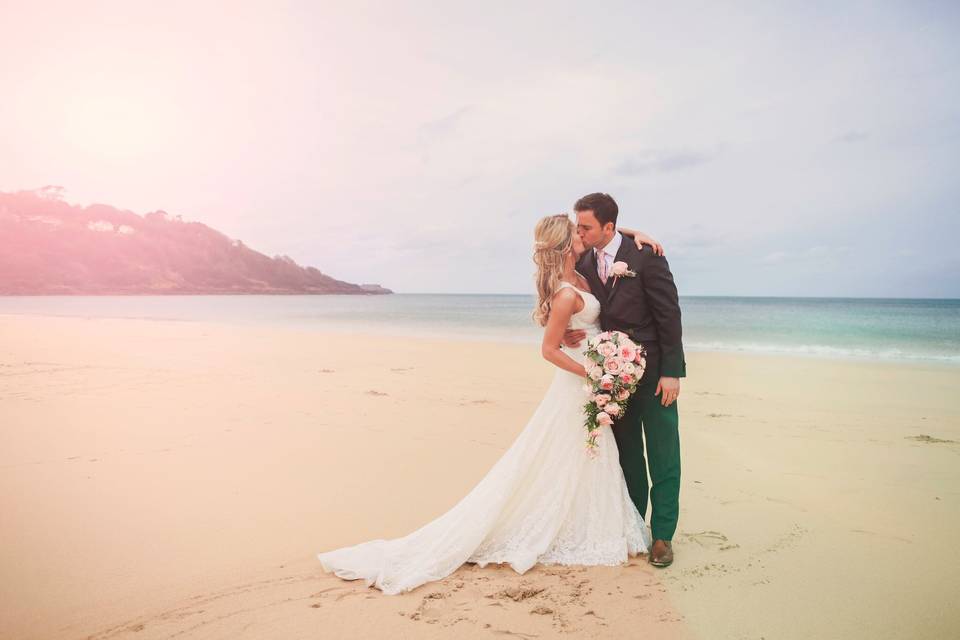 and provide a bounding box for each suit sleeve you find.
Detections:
[642,253,687,378]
